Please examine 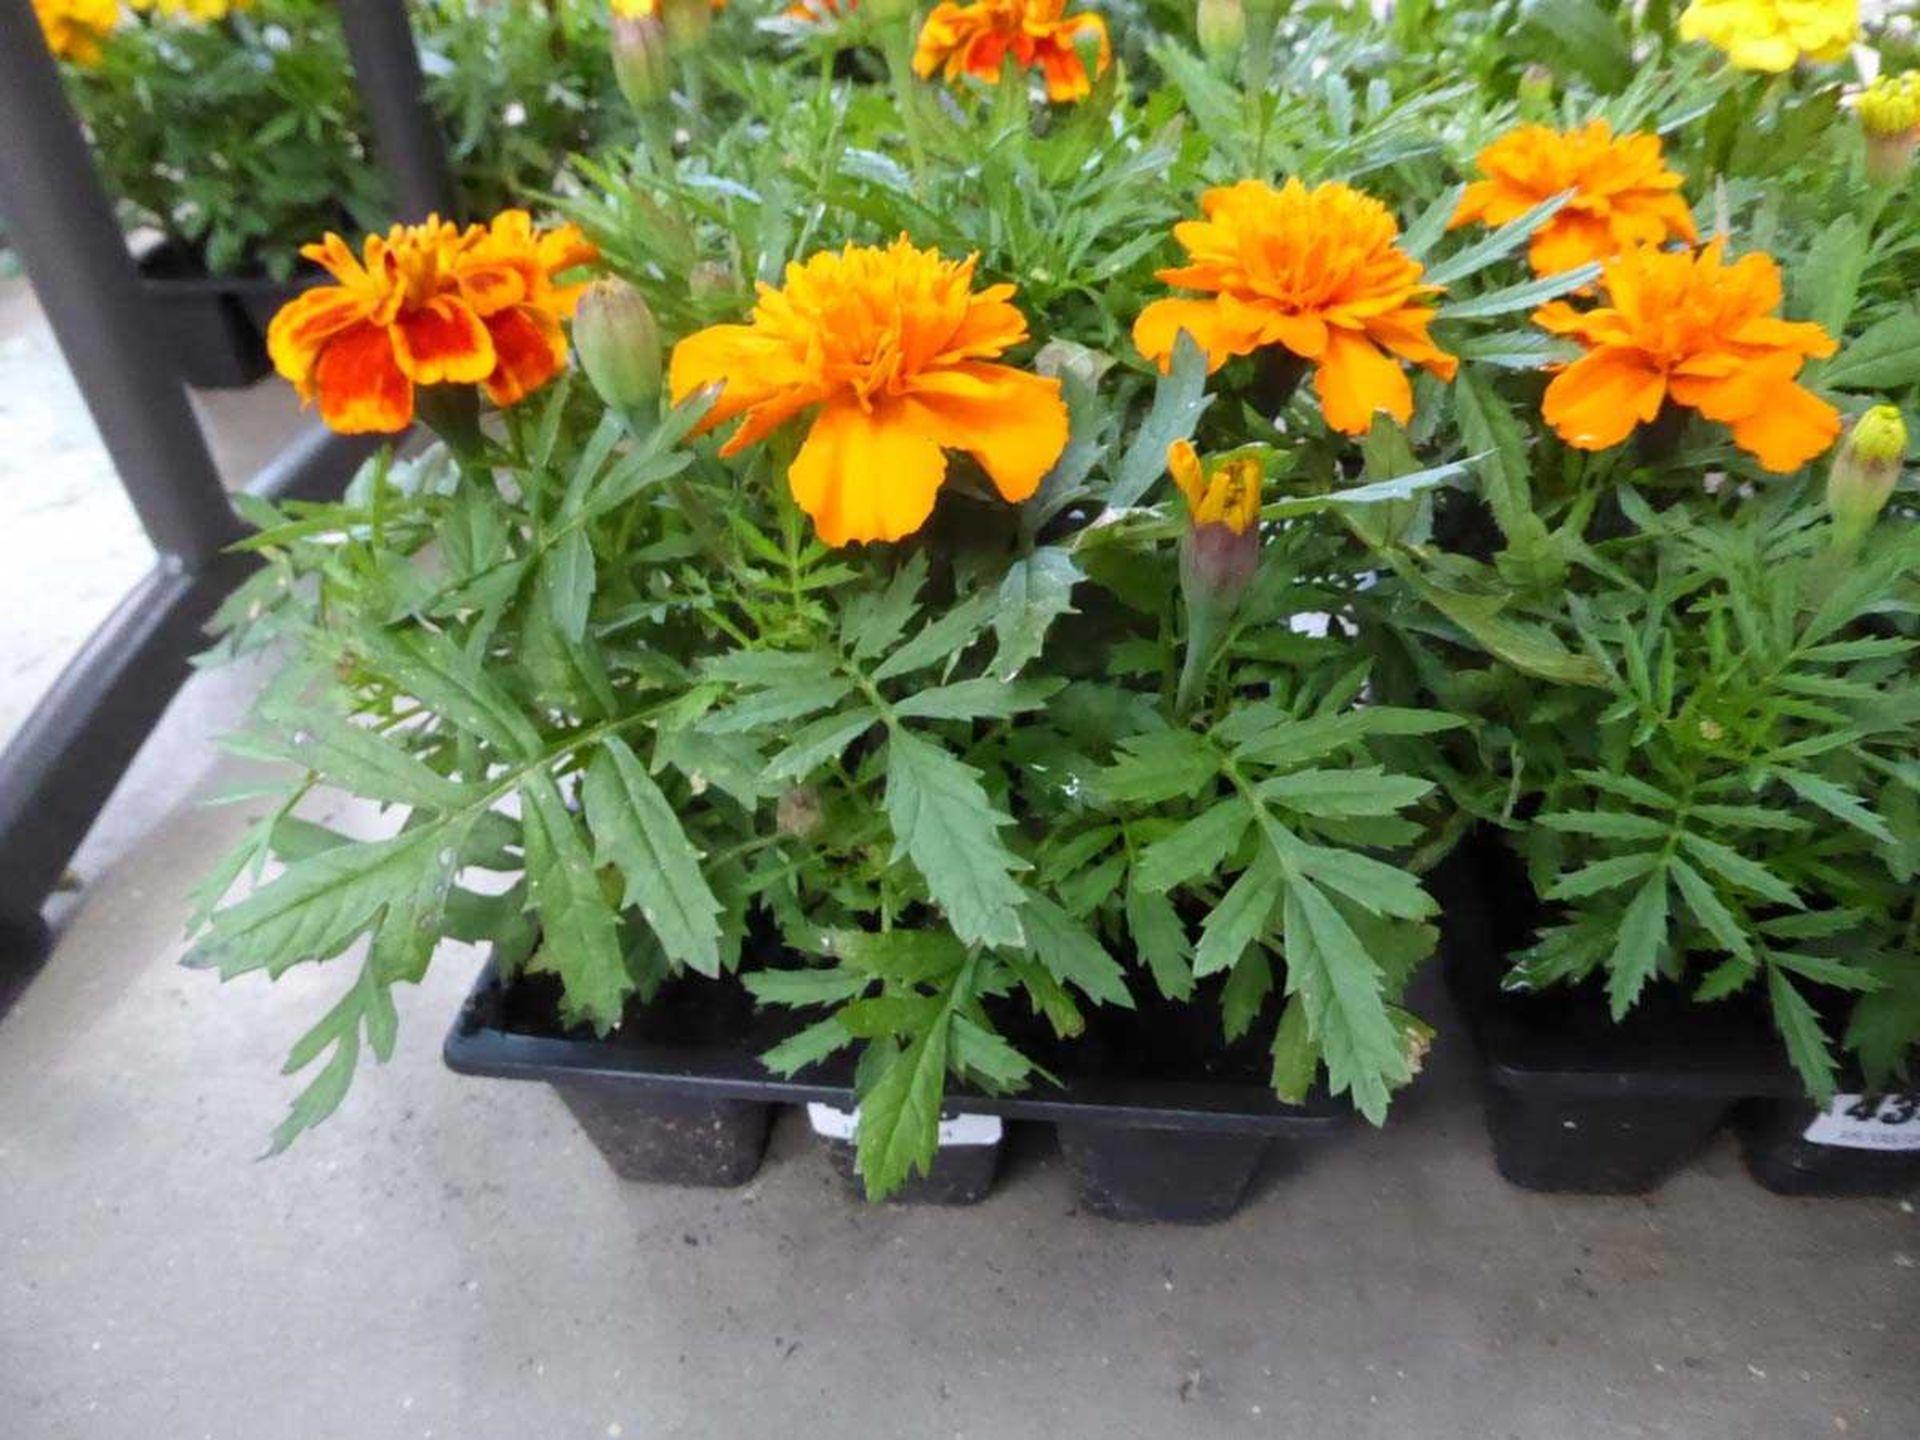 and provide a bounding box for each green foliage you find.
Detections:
[182,0,1920,1193]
